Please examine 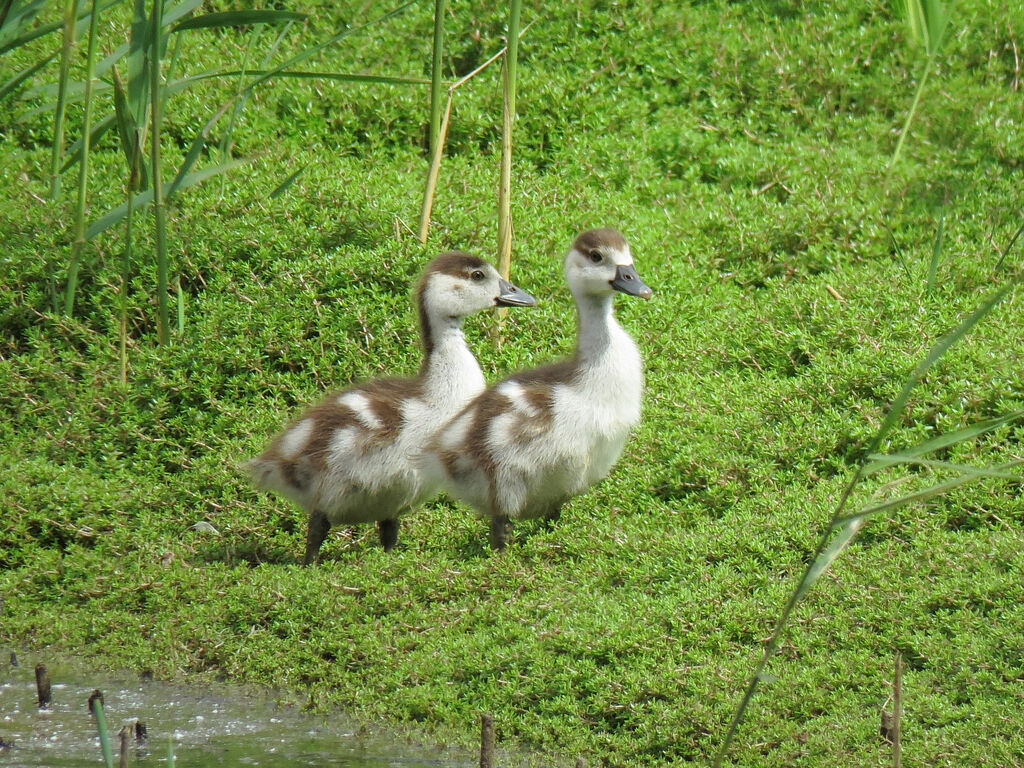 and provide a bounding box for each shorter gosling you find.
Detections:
[246,253,536,563]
